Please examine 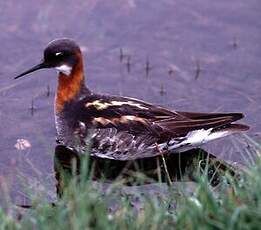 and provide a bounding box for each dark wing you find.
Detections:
[71,94,248,160]
[75,94,248,138]
[156,111,249,136]
[76,94,185,138]
[78,94,181,119]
